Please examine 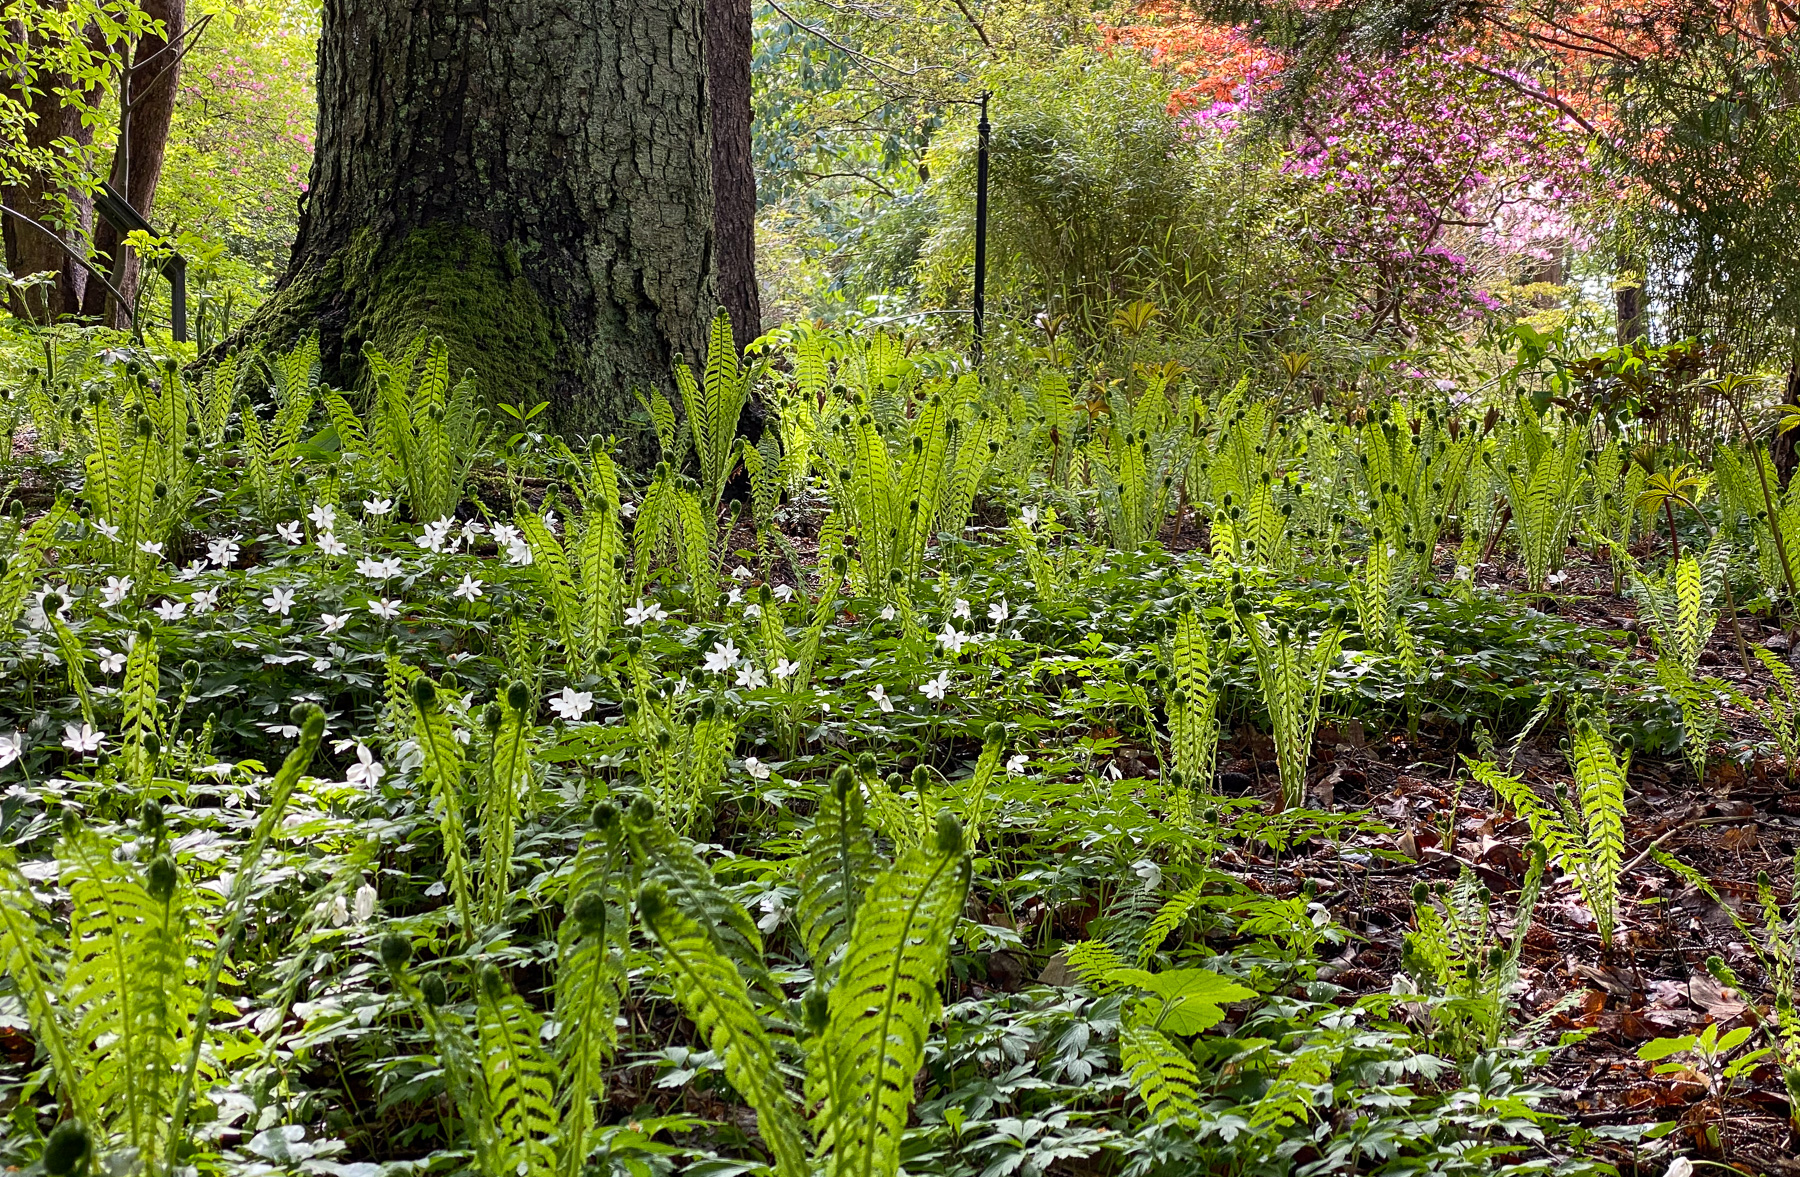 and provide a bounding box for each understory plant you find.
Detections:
[632,777,971,1177]
[1466,721,1627,946]
[1241,605,1344,809]
[0,708,325,1176]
